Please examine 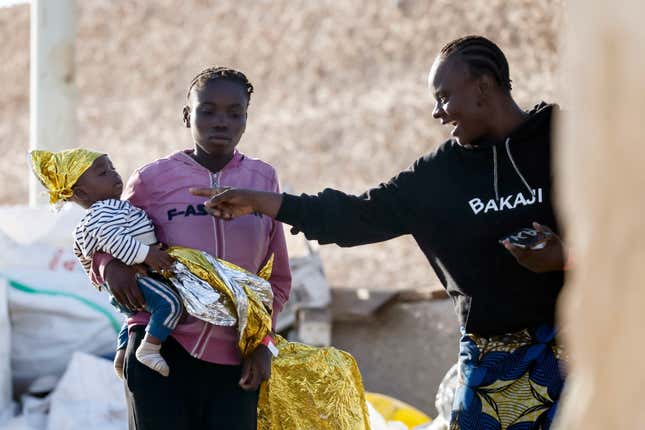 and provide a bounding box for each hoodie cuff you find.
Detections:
[132,244,150,265]
[275,193,302,235]
[271,298,283,330]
